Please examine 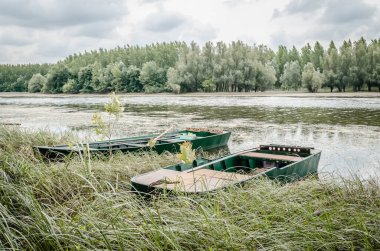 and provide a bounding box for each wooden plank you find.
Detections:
[239,152,302,162]
[133,169,180,186]
[193,169,250,181]
[154,168,250,192]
